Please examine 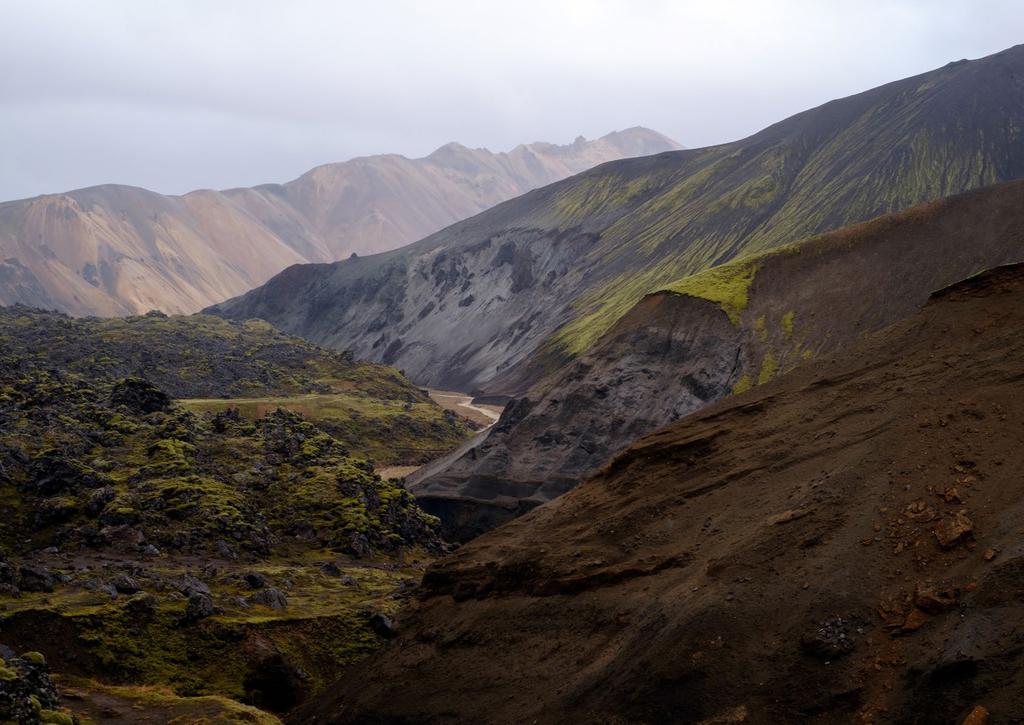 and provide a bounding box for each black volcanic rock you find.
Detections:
[110,377,171,414]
